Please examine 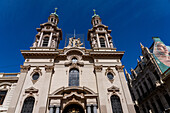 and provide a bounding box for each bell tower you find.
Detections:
[88,10,114,49]
[32,8,62,49]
